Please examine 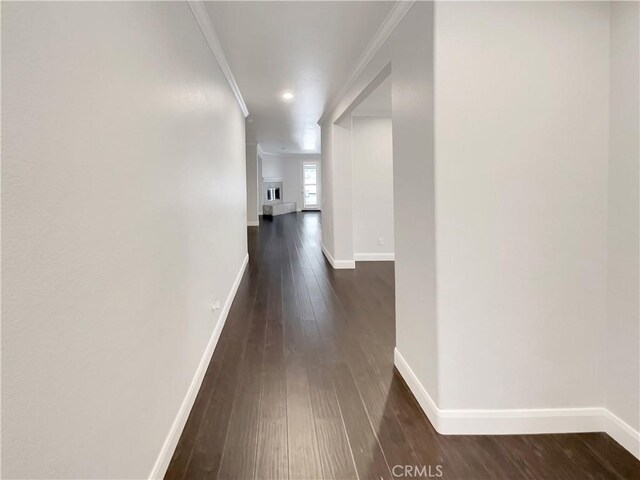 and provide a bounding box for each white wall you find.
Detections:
[1,3,247,478]
[259,153,320,211]
[434,1,609,410]
[352,117,394,259]
[607,1,639,437]
[246,144,259,225]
